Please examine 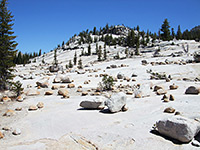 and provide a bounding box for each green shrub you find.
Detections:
[11,81,24,96]
[100,75,115,90]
